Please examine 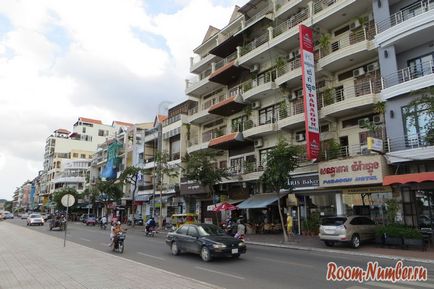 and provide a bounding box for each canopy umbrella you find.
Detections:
[212,202,238,212]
